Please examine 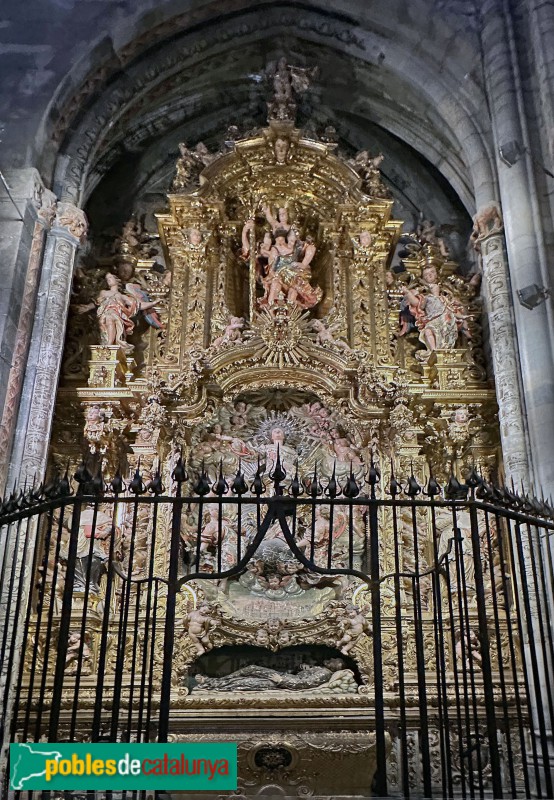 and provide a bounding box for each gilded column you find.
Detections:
[8,203,88,486]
